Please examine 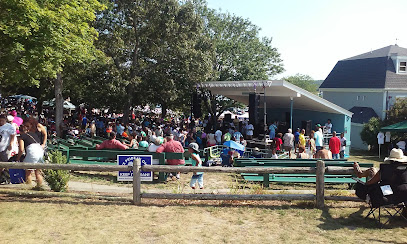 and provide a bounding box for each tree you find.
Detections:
[284,74,319,94]
[136,1,212,117]
[360,98,407,150]
[0,0,105,136]
[360,117,383,150]
[197,5,284,128]
[386,98,407,125]
[96,0,207,121]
